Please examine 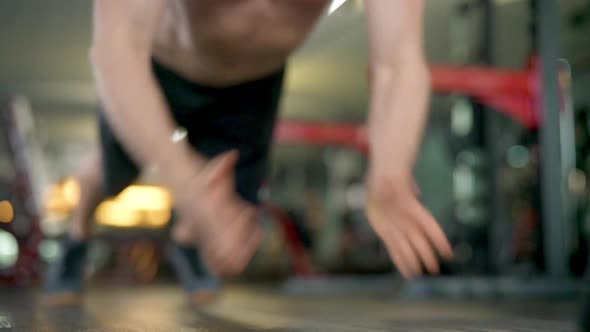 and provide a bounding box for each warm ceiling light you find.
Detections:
[117,185,172,211]
[62,177,80,207]
[94,185,173,228]
[0,201,14,224]
[95,199,141,228]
